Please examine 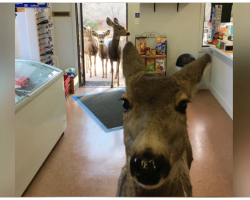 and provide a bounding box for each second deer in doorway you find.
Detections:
[106,17,130,88]
[92,30,110,78]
